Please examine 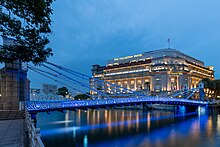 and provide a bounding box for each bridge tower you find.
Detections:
[0,36,30,110]
[183,84,188,98]
[198,82,205,101]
